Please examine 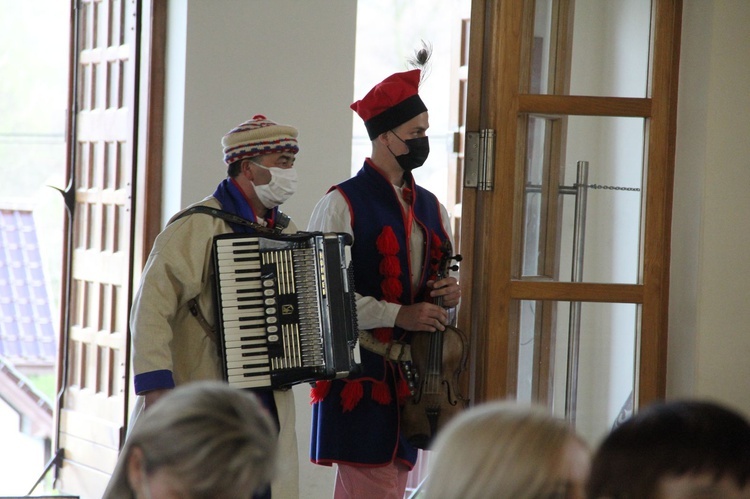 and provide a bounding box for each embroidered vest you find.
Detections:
[336,160,449,342]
